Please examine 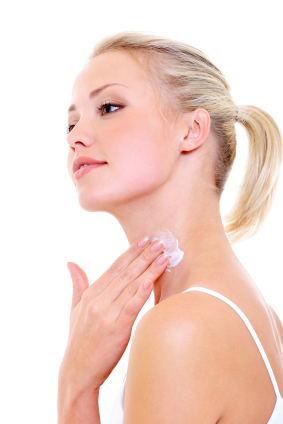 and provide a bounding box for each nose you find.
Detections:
[66,119,94,149]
